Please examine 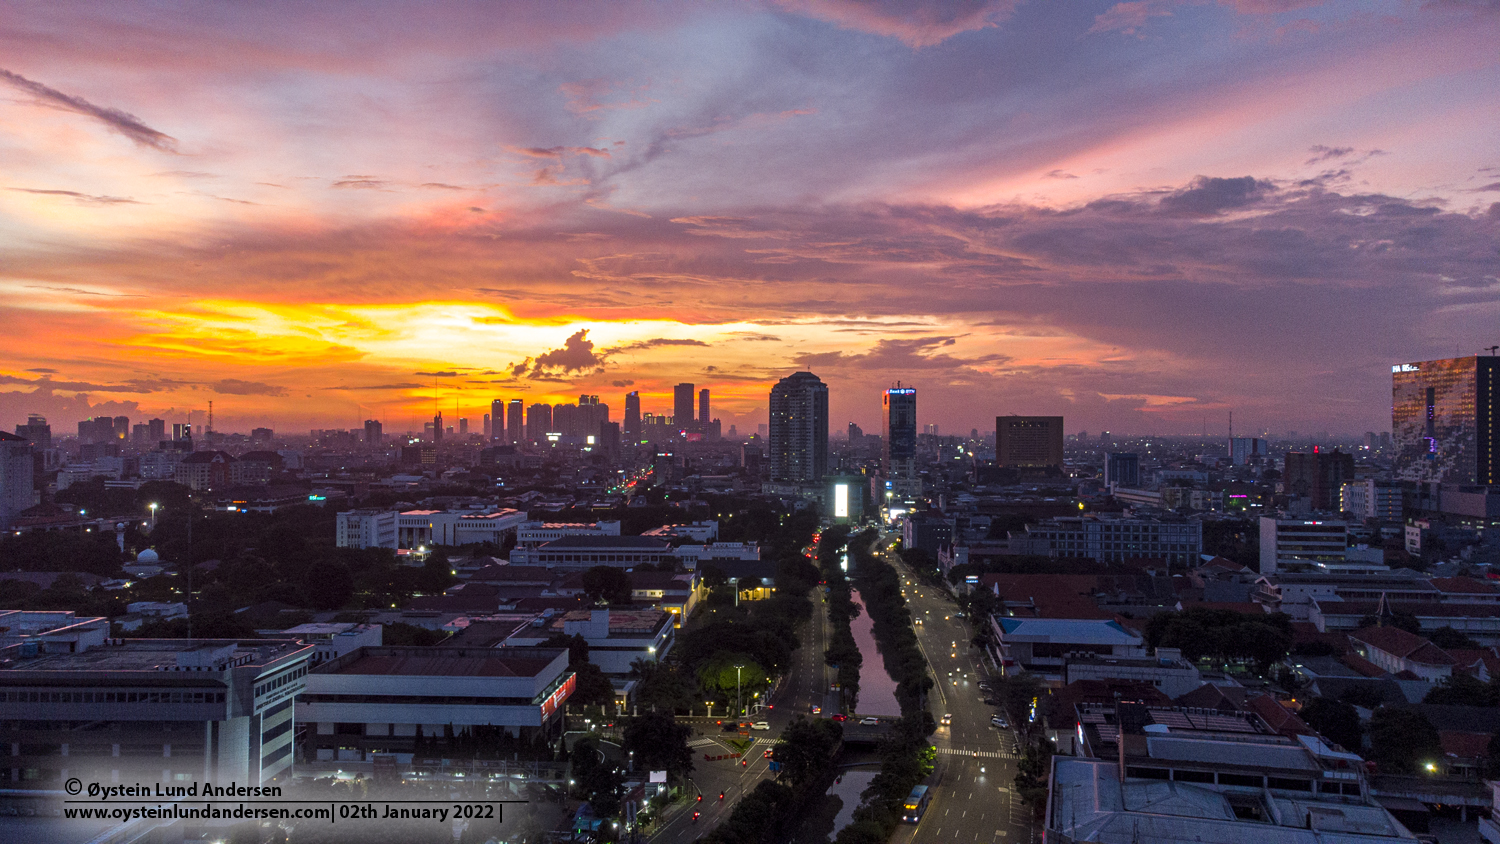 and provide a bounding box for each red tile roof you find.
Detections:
[1247,693,1314,737]
[1350,626,1457,666]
